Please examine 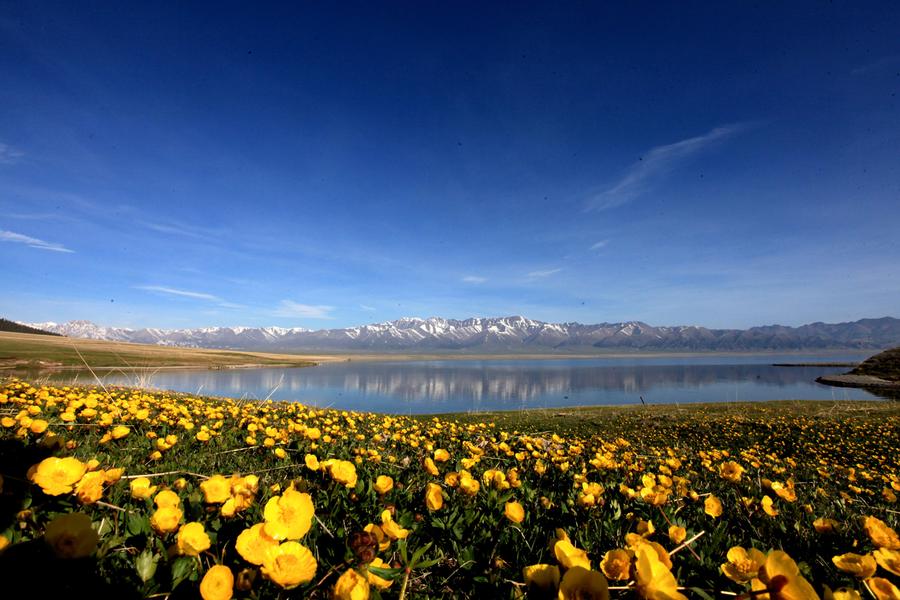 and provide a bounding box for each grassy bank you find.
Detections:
[1,379,899,599]
[0,332,329,371]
